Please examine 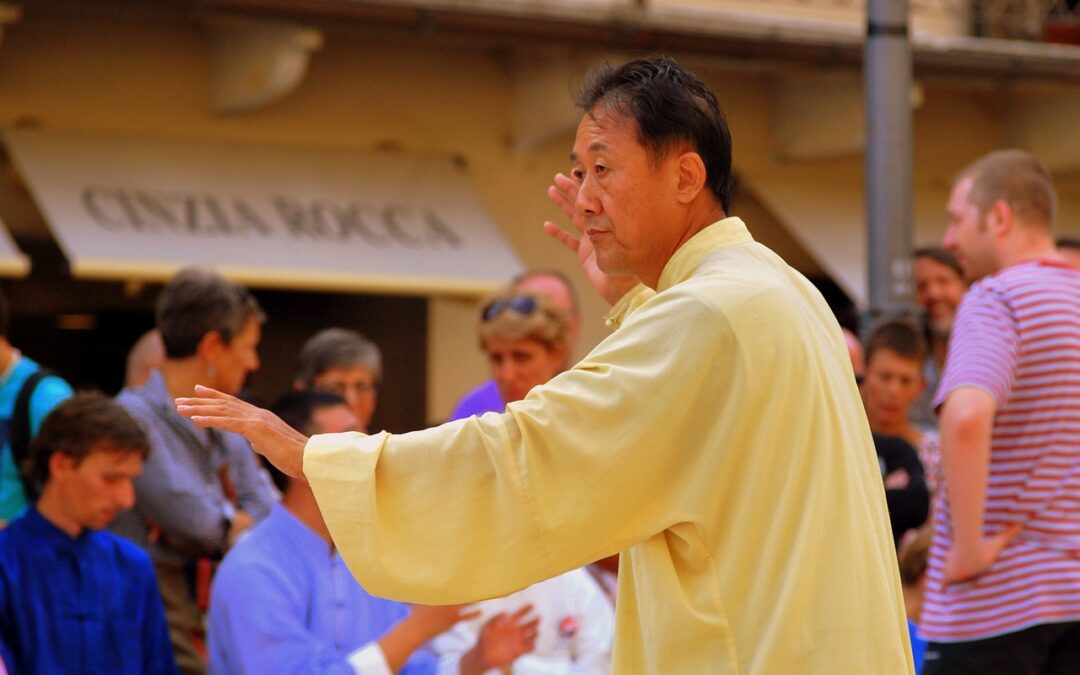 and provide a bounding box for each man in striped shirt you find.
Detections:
[923,149,1080,673]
